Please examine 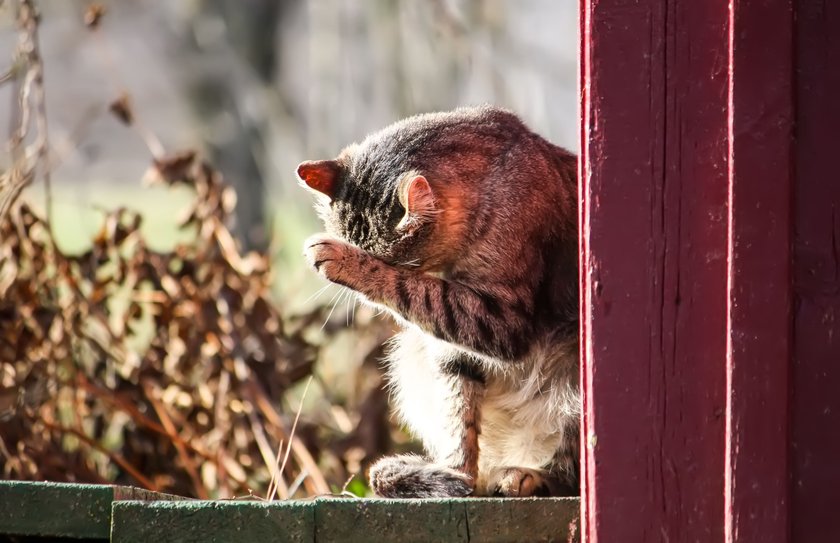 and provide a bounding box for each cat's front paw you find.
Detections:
[303,233,363,285]
[369,454,473,498]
